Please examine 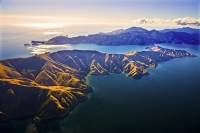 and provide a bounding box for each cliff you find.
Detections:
[0,46,196,122]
